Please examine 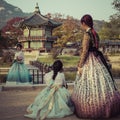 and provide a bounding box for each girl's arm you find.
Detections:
[44,73,53,87]
[78,32,90,73]
[17,52,24,62]
[62,73,68,88]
